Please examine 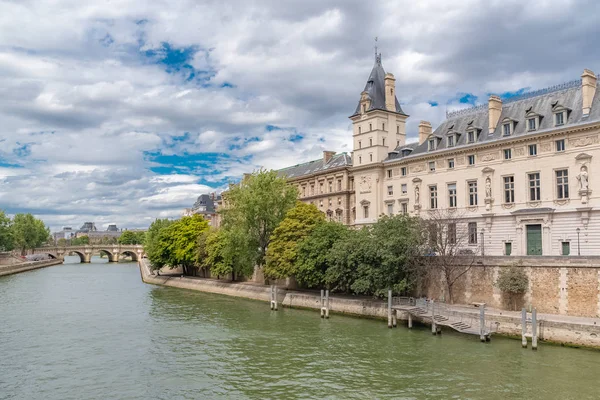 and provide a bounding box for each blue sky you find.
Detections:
[1,0,600,231]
